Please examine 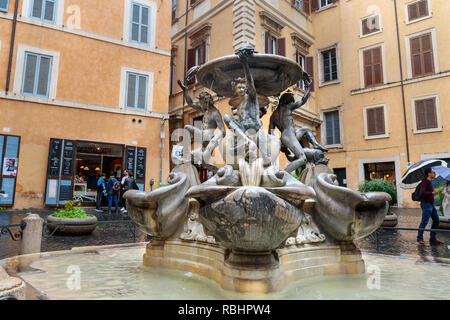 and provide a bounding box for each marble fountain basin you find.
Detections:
[186,182,315,253]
